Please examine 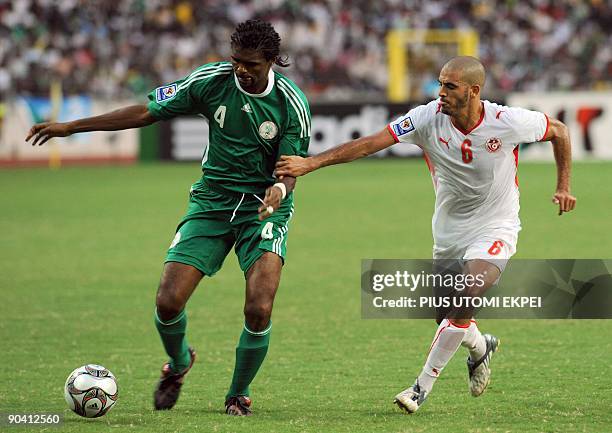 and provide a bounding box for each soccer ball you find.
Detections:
[64,364,118,418]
